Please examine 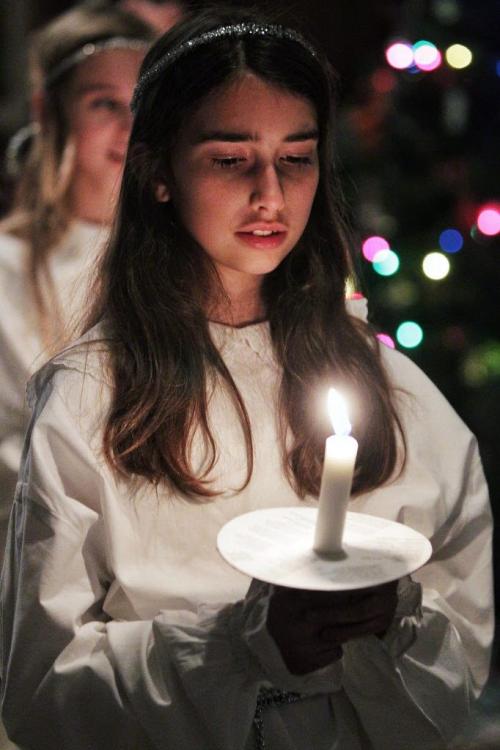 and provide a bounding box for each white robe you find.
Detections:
[0,299,494,749]
[0,221,107,551]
